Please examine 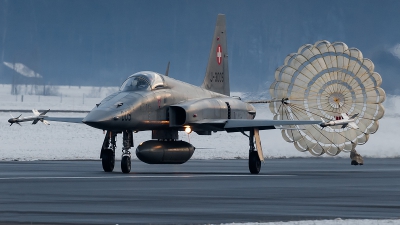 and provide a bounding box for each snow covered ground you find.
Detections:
[1,84,399,161]
[0,84,118,111]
